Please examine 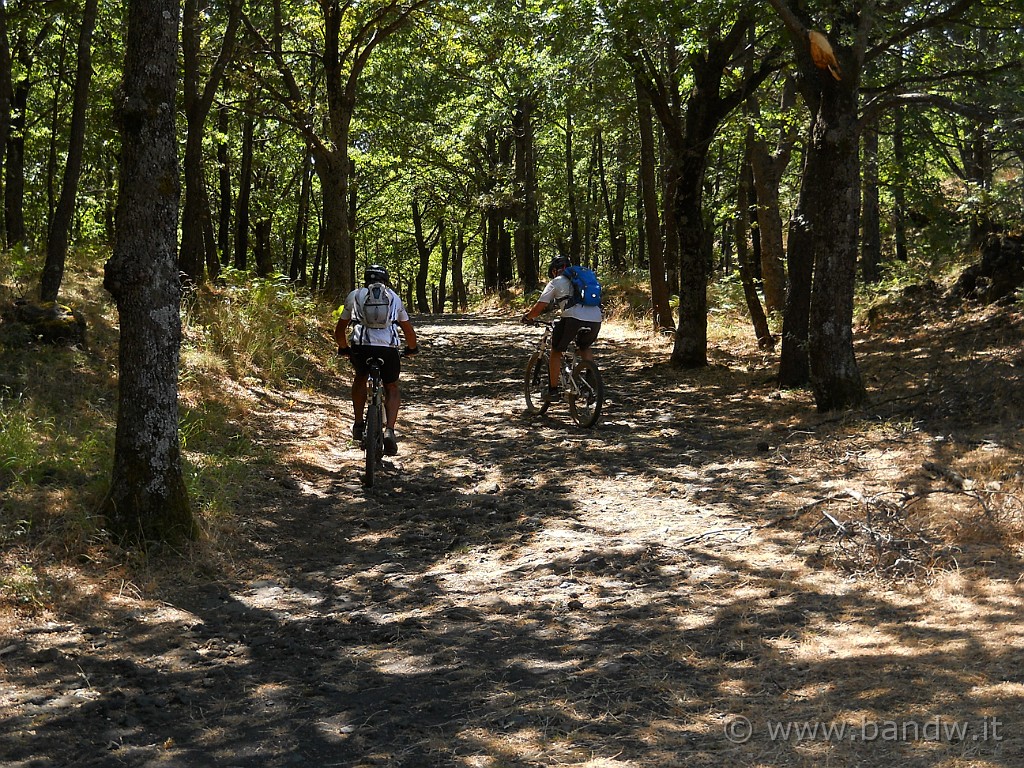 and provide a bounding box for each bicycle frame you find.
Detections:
[362,357,386,486]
